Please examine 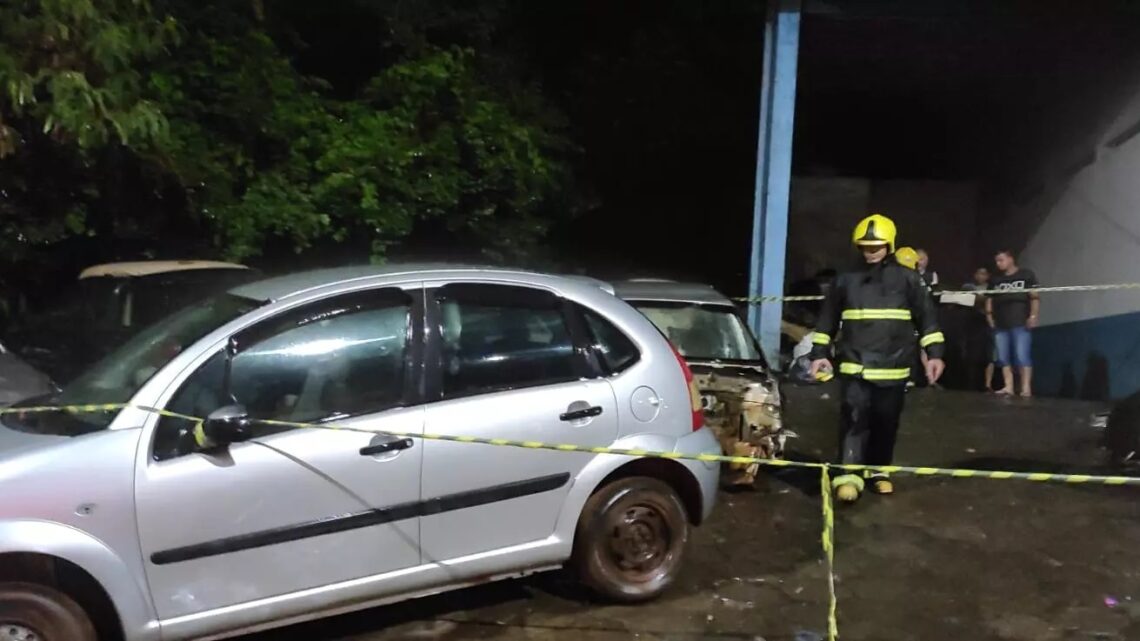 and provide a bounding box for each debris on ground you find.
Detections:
[714,595,756,610]
[988,612,1062,640]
